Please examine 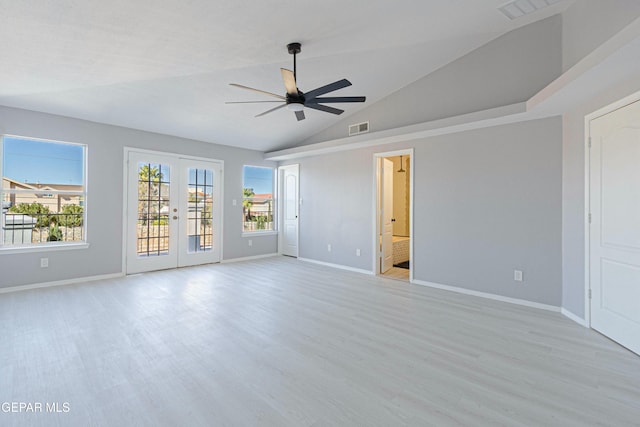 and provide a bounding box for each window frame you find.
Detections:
[0,134,89,252]
[241,165,276,236]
